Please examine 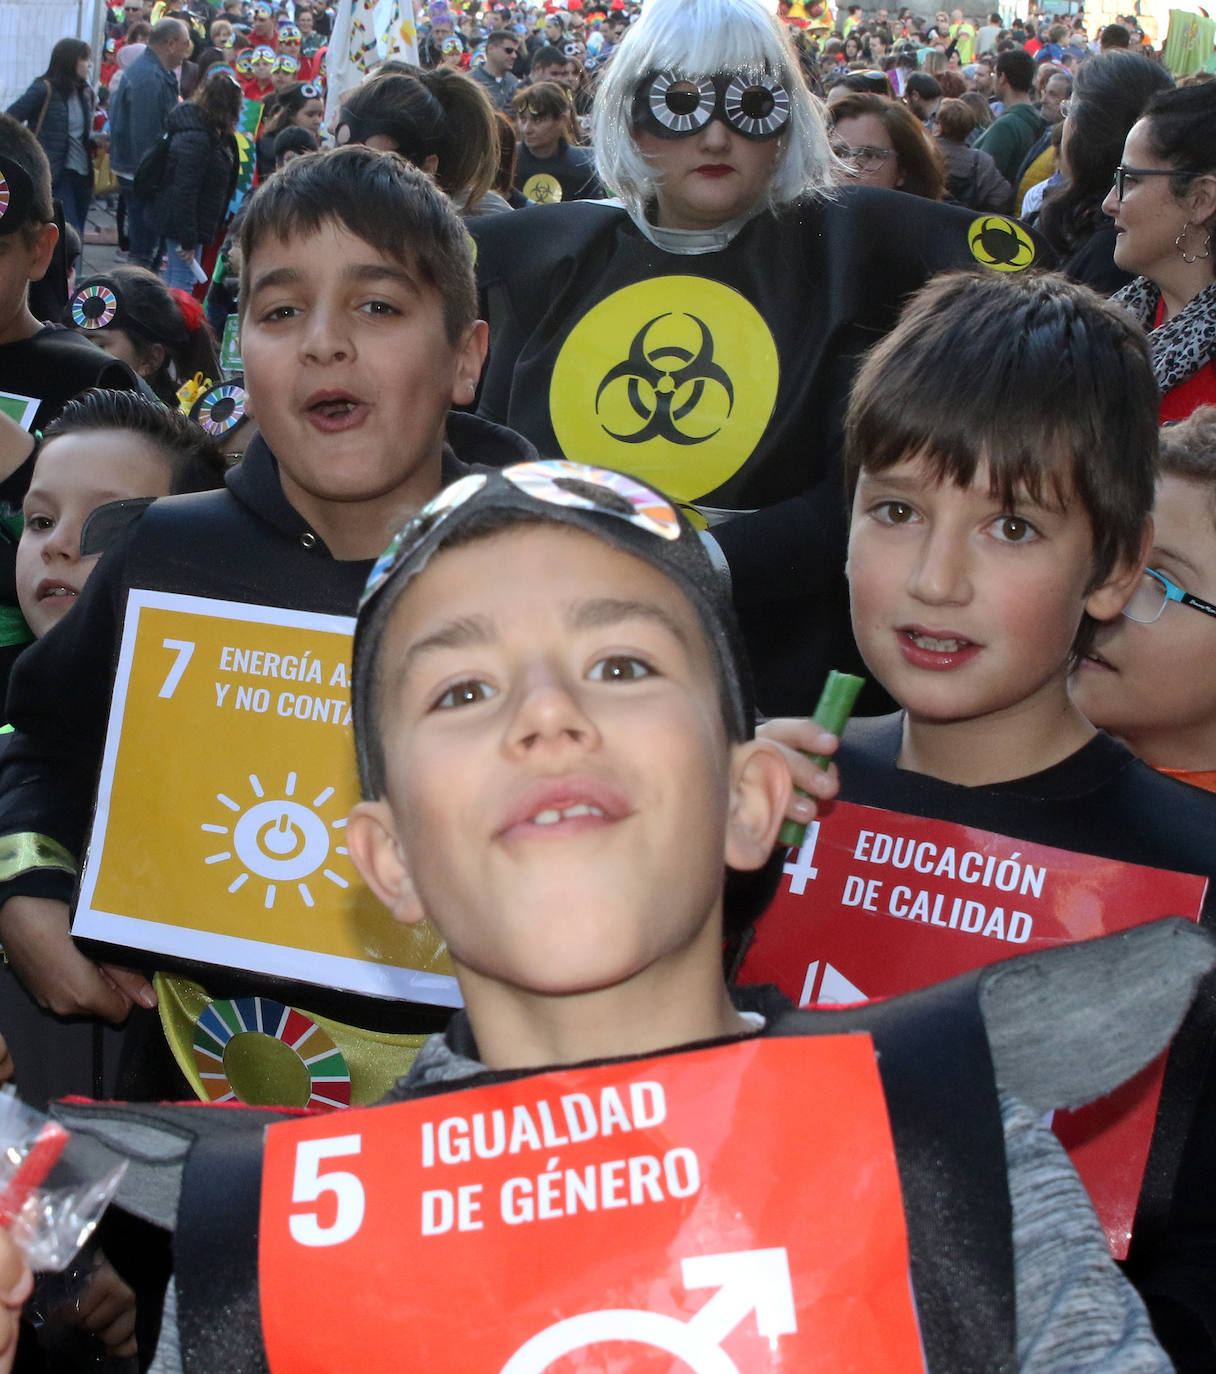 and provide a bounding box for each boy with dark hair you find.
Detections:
[0,115,140,432]
[771,271,1216,1371]
[0,146,534,1097]
[54,459,1210,1371]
